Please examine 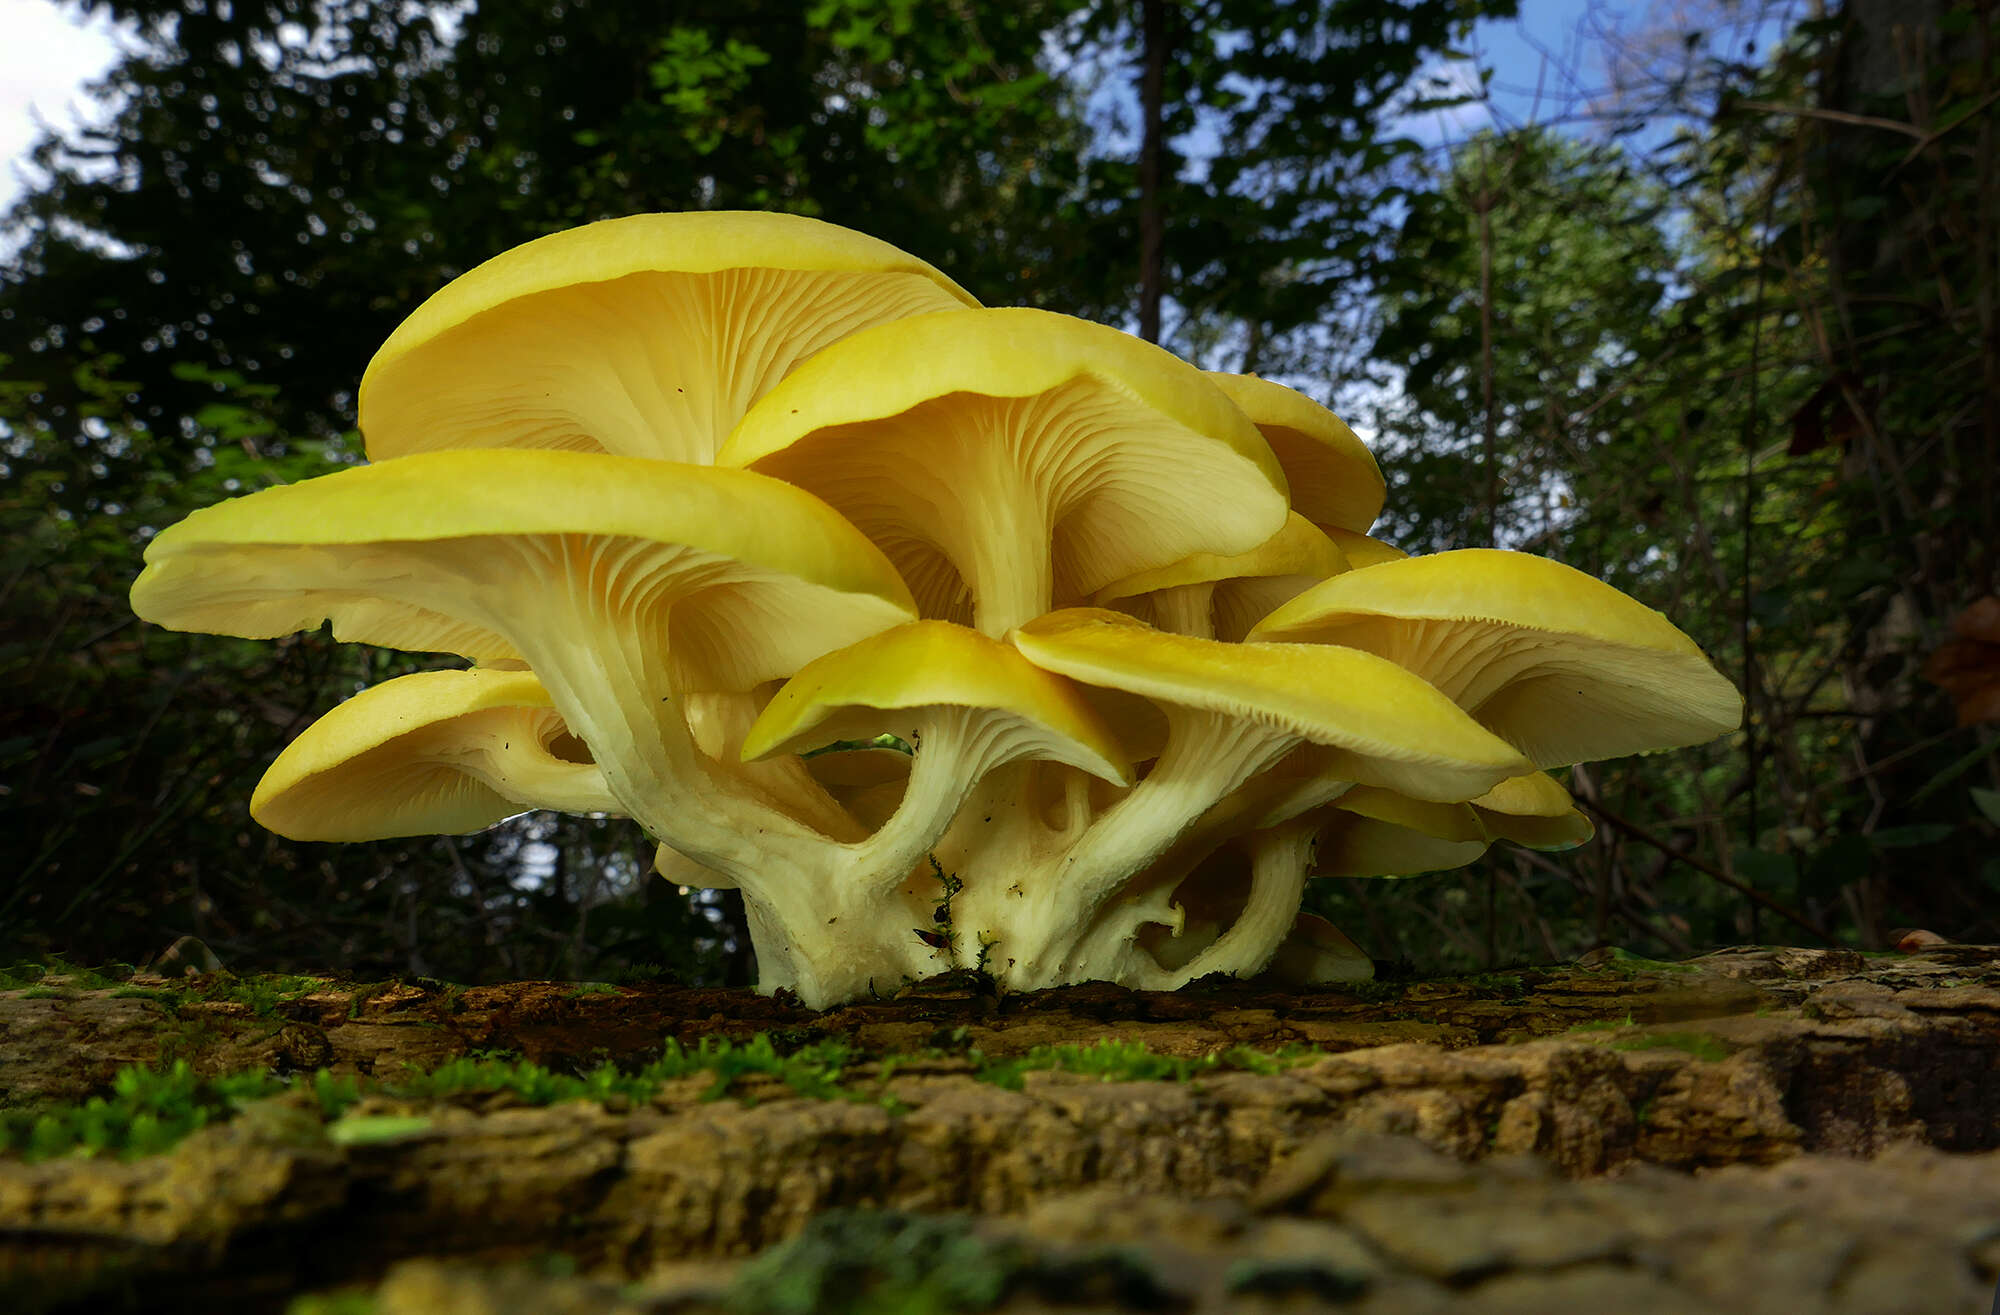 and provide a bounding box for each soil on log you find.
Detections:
[2,945,1997,1314]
